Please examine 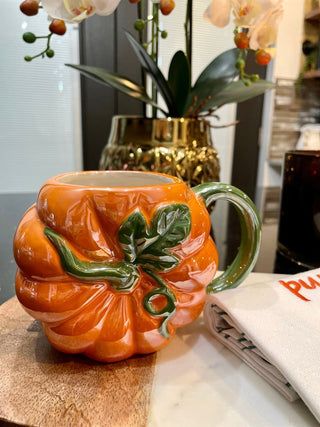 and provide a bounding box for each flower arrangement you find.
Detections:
[19,0,284,118]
